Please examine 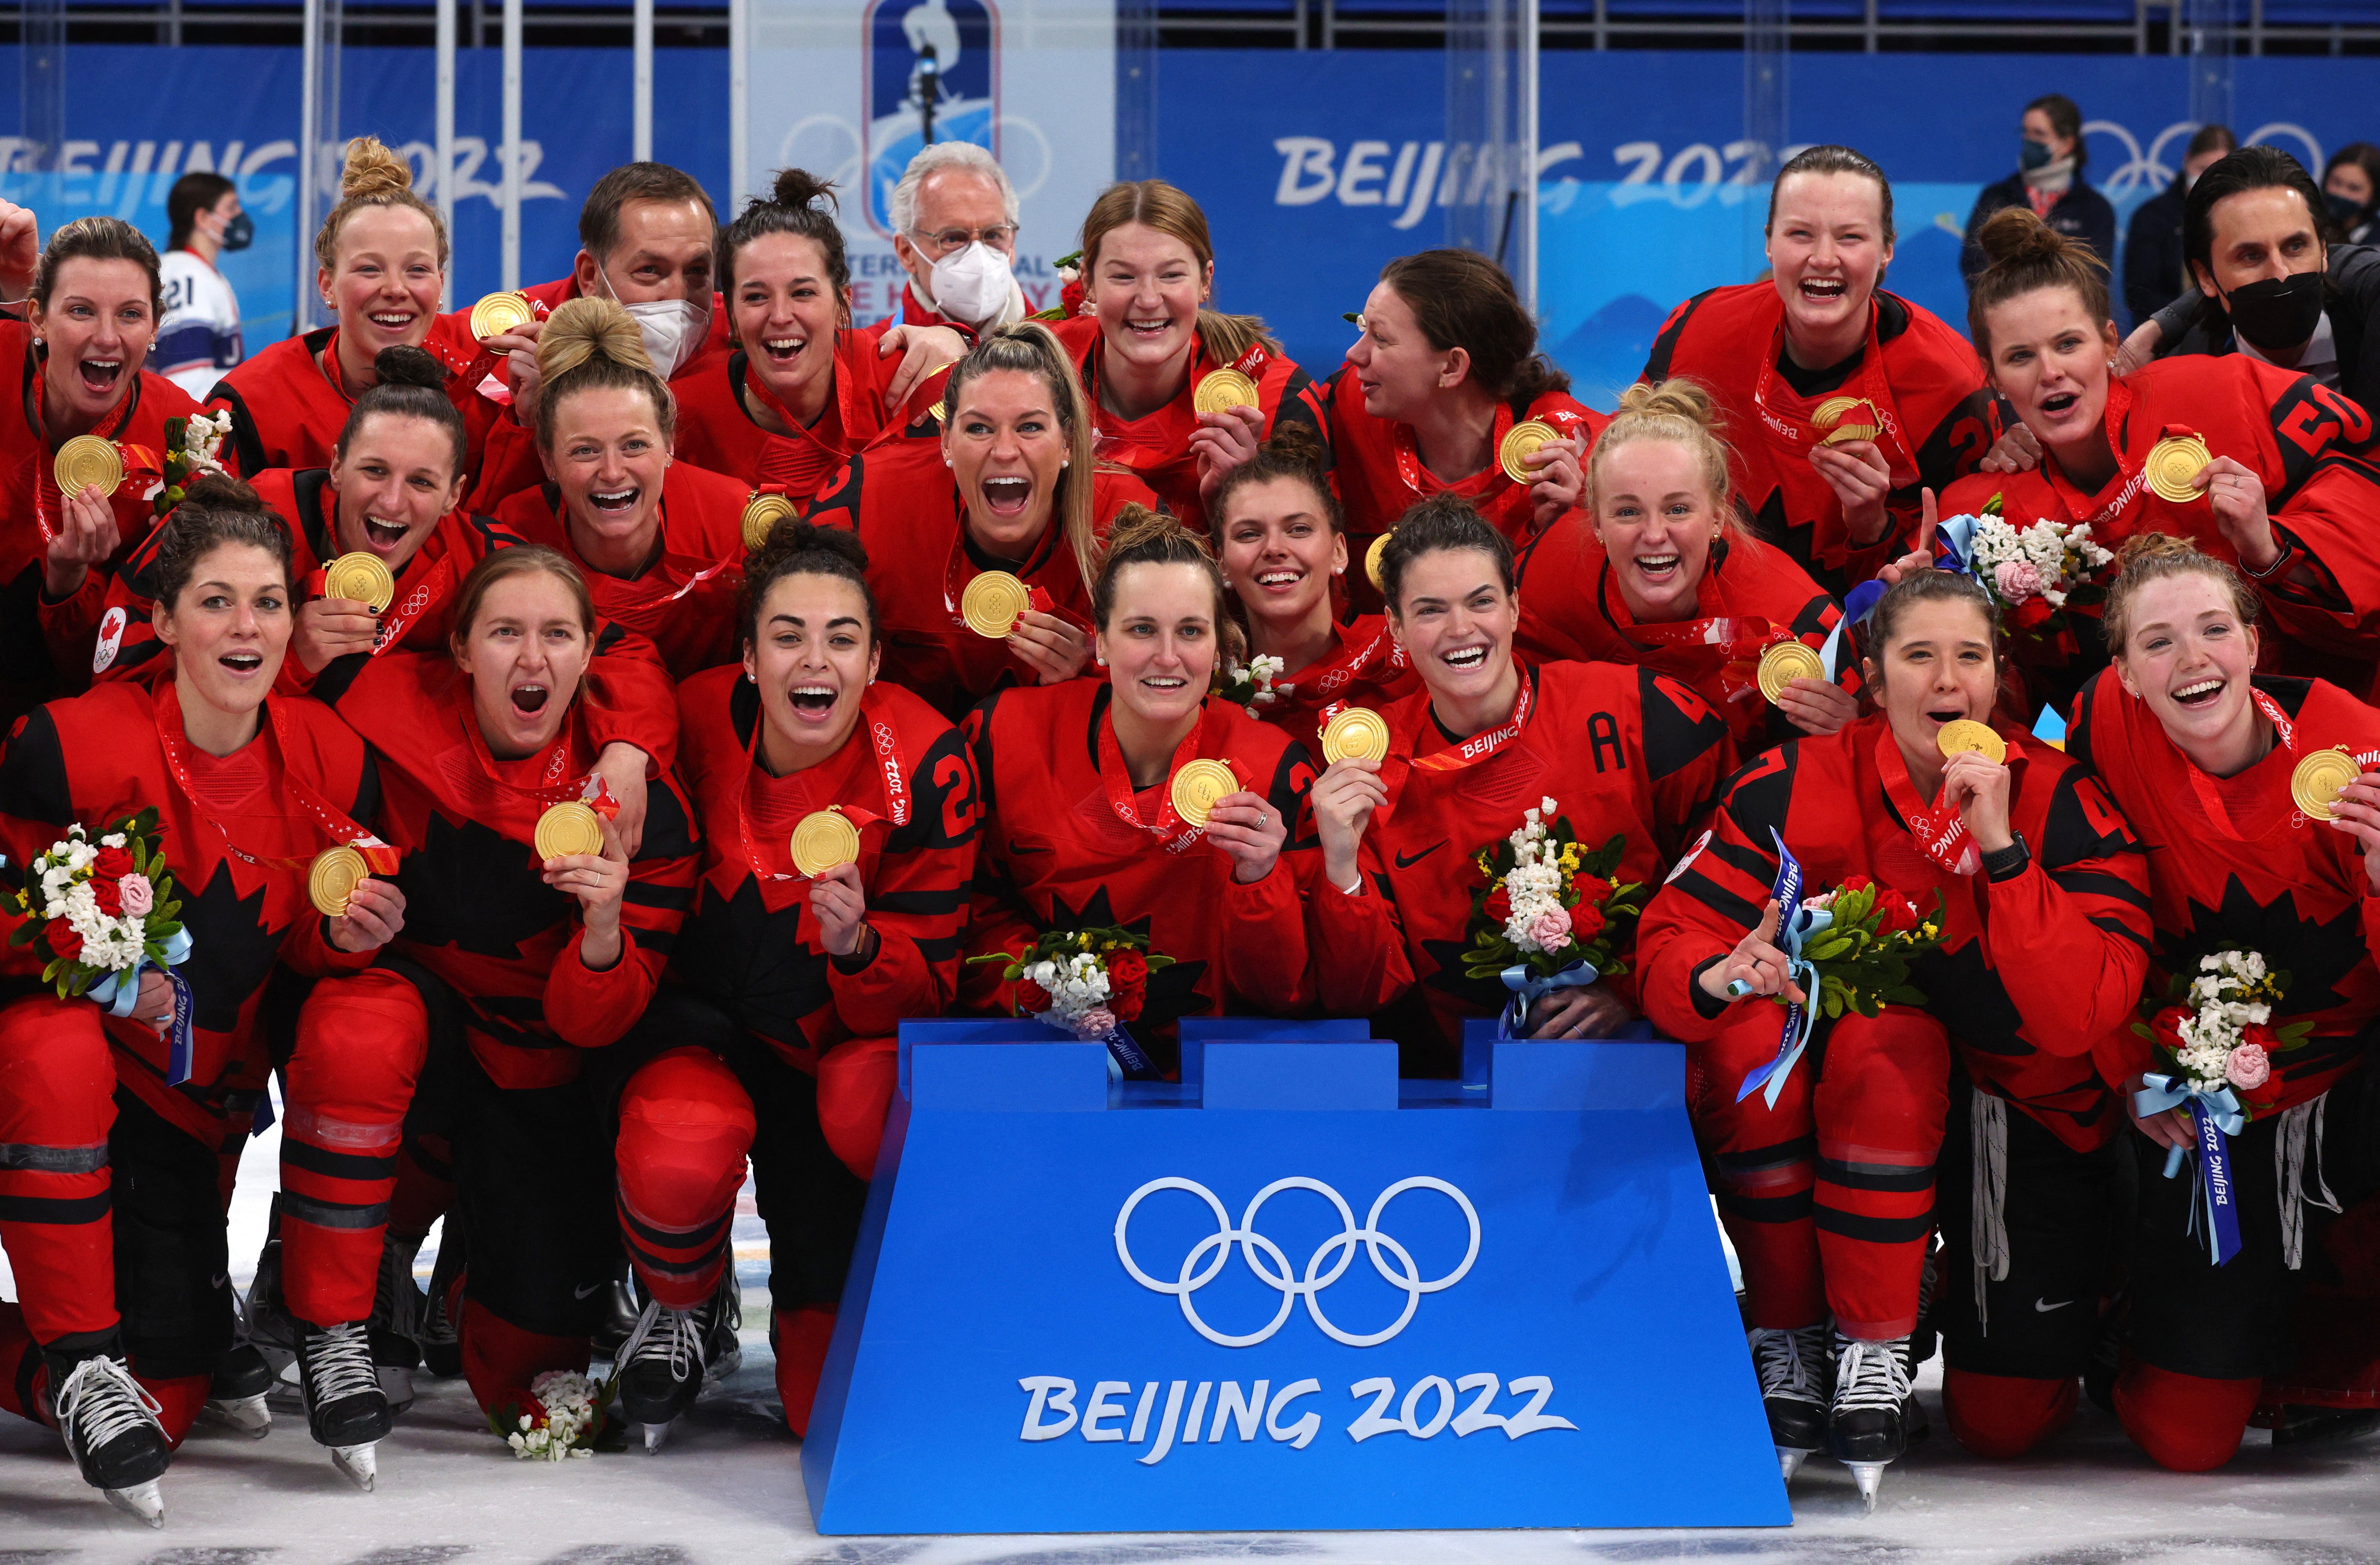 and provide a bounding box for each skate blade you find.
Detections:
[104,1478,165,1527]
[641,1419,674,1454]
[1777,1445,1815,1483]
[377,1365,416,1416]
[1846,1460,1884,1512]
[201,1393,273,1438]
[332,1442,377,1491]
